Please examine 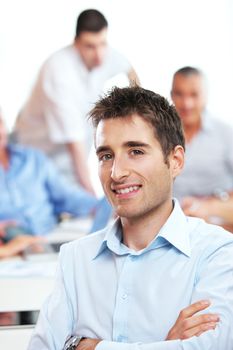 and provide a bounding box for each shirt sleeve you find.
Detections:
[96,240,233,350]
[42,154,98,216]
[103,47,132,79]
[96,340,182,350]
